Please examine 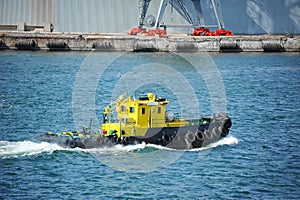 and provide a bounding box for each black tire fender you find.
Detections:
[222,126,229,137]
[162,134,171,143]
[204,130,213,140]
[66,138,75,148]
[224,118,232,129]
[185,131,196,143]
[212,127,220,138]
[195,130,204,142]
[123,137,130,144]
